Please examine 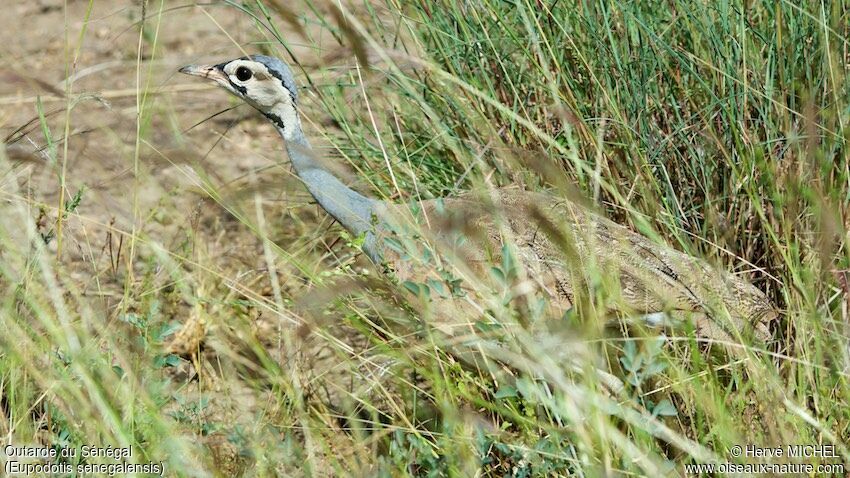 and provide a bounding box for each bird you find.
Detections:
[178,54,777,344]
